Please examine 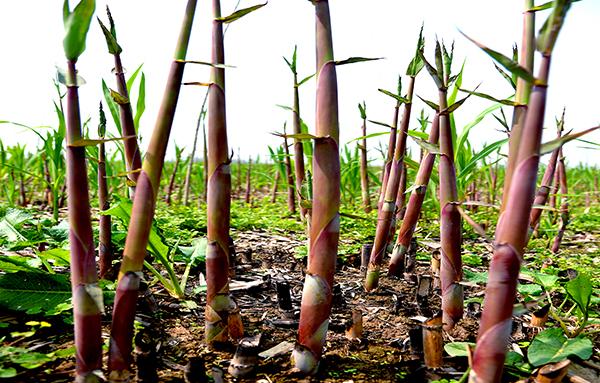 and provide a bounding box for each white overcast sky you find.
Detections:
[0,1,599,166]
